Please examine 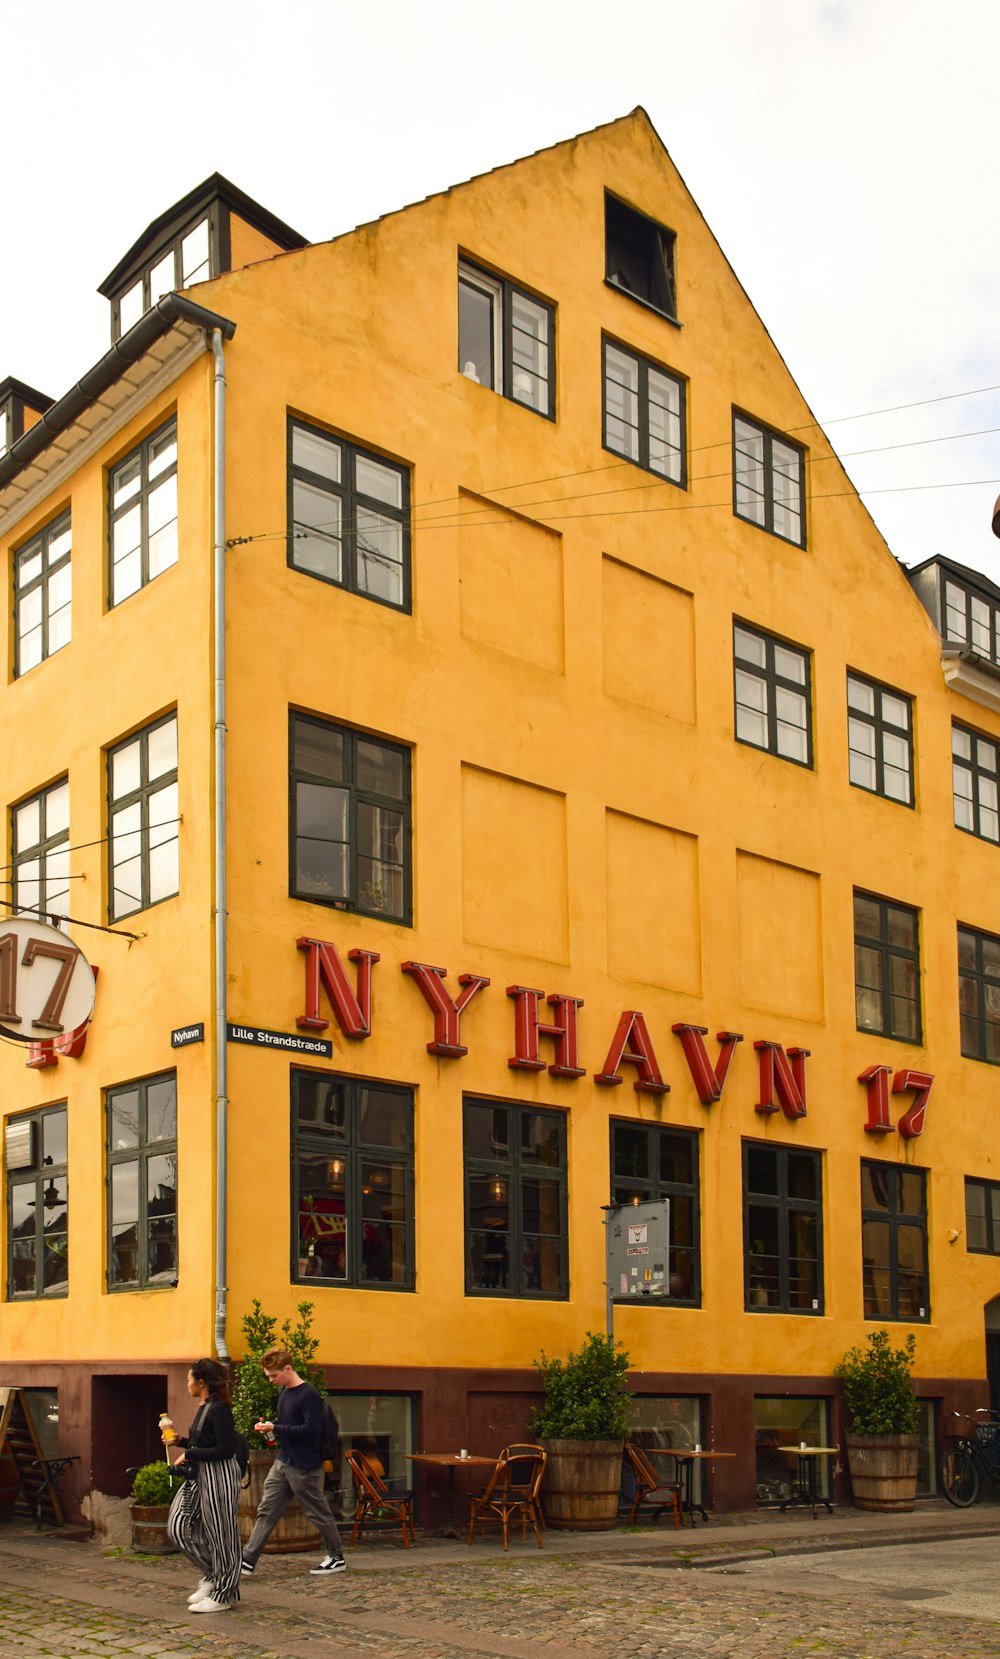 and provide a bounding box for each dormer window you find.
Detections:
[0,378,53,462]
[116,218,212,337]
[605,192,677,323]
[944,577,1000,666]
